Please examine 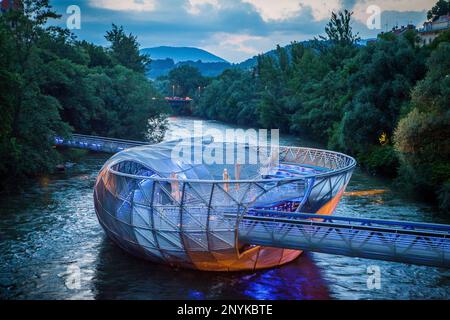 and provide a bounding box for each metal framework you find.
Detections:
[90,137,355,271]
[56,134,450,269]
[55,134,146,153]
[236,211,450,268]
